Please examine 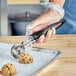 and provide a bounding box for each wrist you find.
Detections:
[48,10,61,23]
[45,2,65,18]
